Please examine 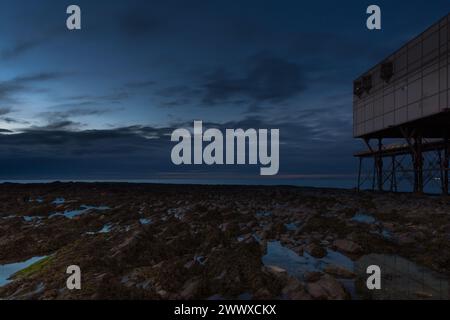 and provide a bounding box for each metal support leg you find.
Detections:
[414,136,423,194]
[377,138,383,191]
[357,157,362,191]
[390,156,397,192]
[445,136,449,195]
[372,157,376,191]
